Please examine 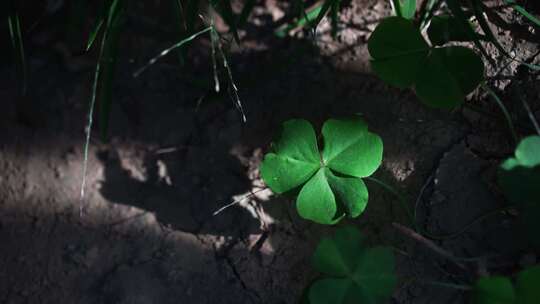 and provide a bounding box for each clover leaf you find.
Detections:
[309,226,396,304]
[368,17,429,88]
[515,265,540,304]
[473,276,515,304]
[427,15,476,46]
[498,136,540,247]
[472,265,540,304]
[368,16,484,108]
[498,135,540,203]
[260,118,383,225]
